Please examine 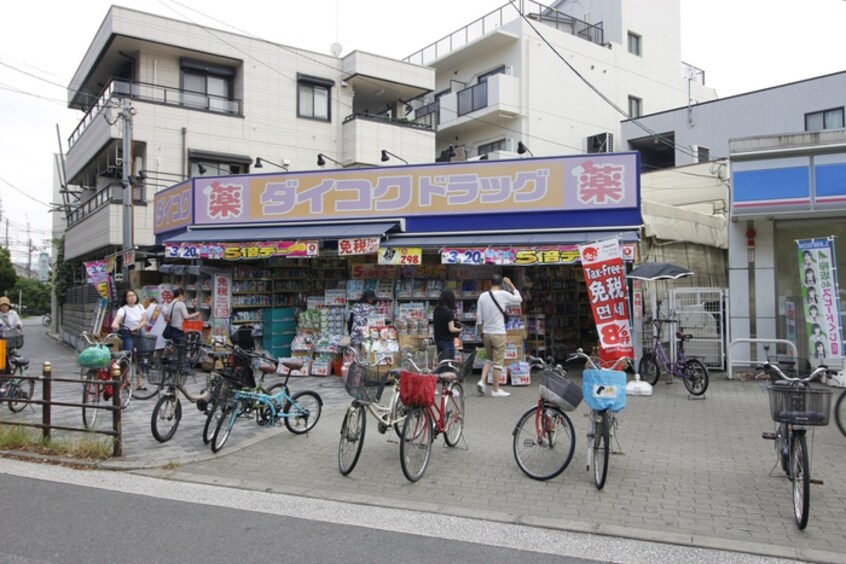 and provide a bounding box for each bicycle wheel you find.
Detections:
[211,404,239,453]
[791,432,811,530]
[117,357,133,409]
[834,390,846,439]
[284,391,322,434]
[132,356,159,400]
[203,401,224,444]
[400,406,433,482]
[512,403,575,481]
[593,410,611,490]
[390,391,407,437]
[185,332,202,366]
[338,404,367,476]
[82,369,101,430]
[443,382,465,447]
[682,358,709,396]
[8,368,33,413]
[151,393,183,443]
[638,353,660,386]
